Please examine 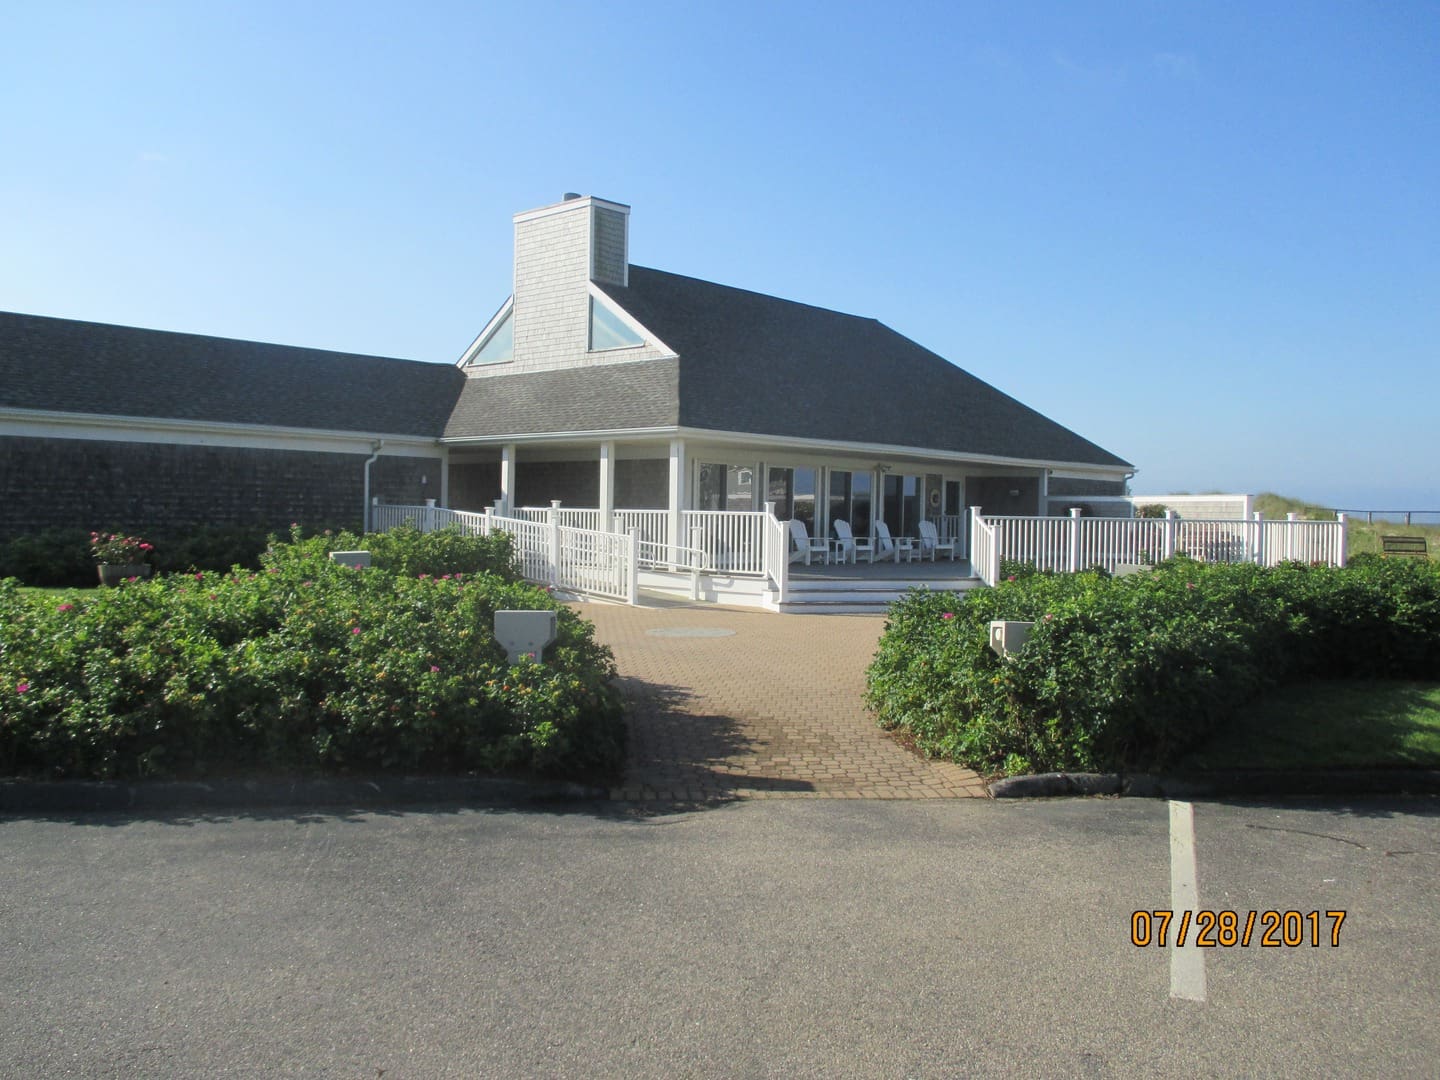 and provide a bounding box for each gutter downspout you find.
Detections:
[362,440,384,532]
